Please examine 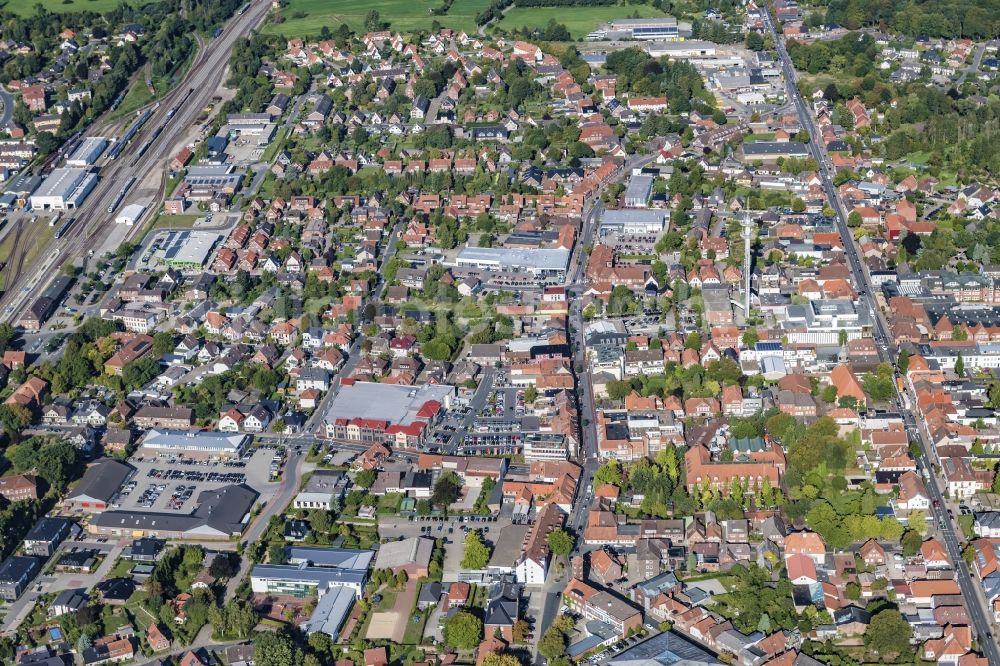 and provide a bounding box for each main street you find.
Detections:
[762,7,1000,658]
[0,0,273,325]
